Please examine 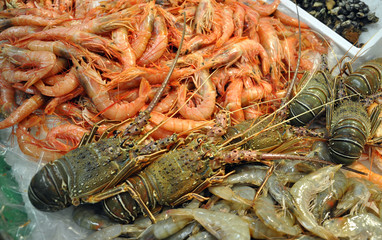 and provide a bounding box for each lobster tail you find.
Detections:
[28,161,71,211]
